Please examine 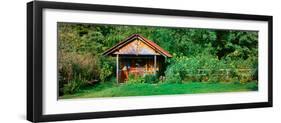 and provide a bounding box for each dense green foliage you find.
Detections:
[164,54,257,83]
[58,23,258,96]
[126,74,159,84]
